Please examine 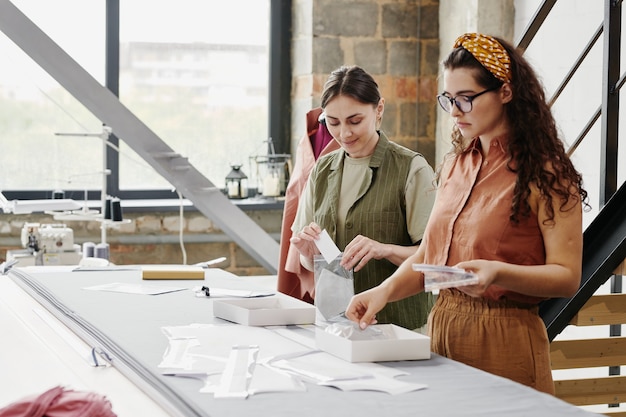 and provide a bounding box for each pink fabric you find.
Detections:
[277,108,340,302]
[311,118,334,160]
[0,386,117,417]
